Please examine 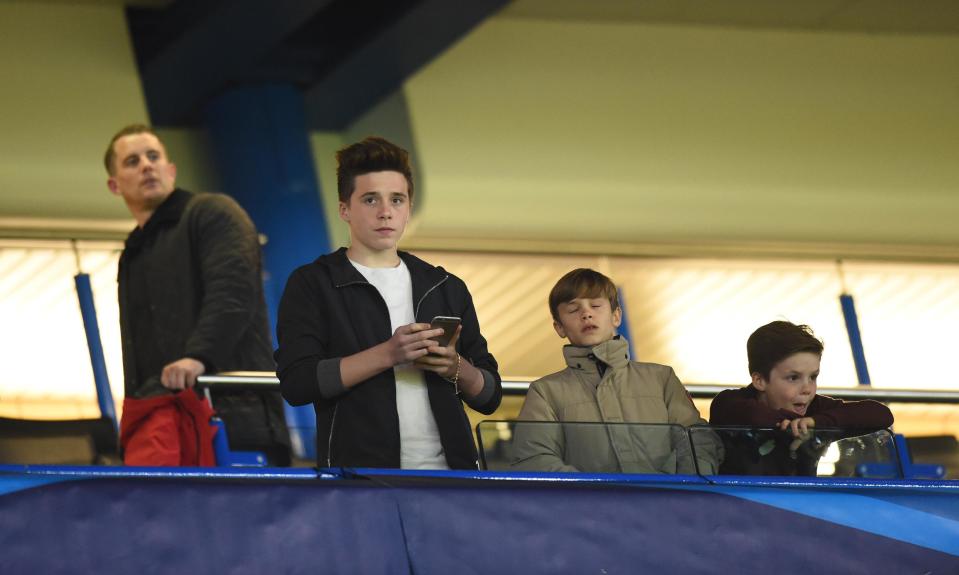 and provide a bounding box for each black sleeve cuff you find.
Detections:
[316,357,346,399]
[463,368,495,410]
